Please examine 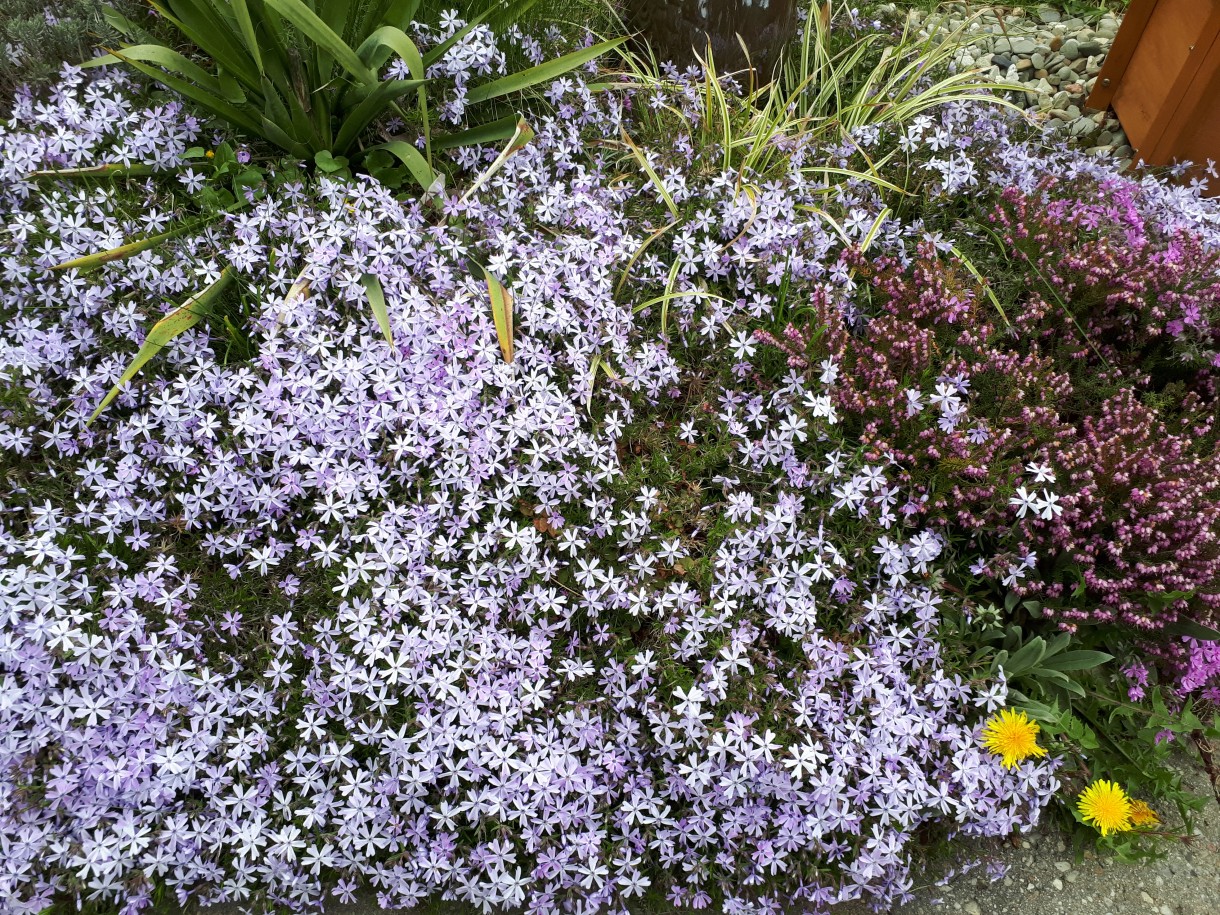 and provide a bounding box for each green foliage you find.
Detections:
[0,0,123,98]
[84,0,624,187]
[946,593,1217,854]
